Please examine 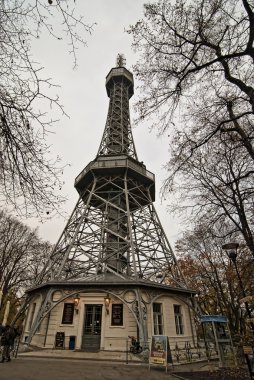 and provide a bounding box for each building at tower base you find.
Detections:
[23,276,196,351]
